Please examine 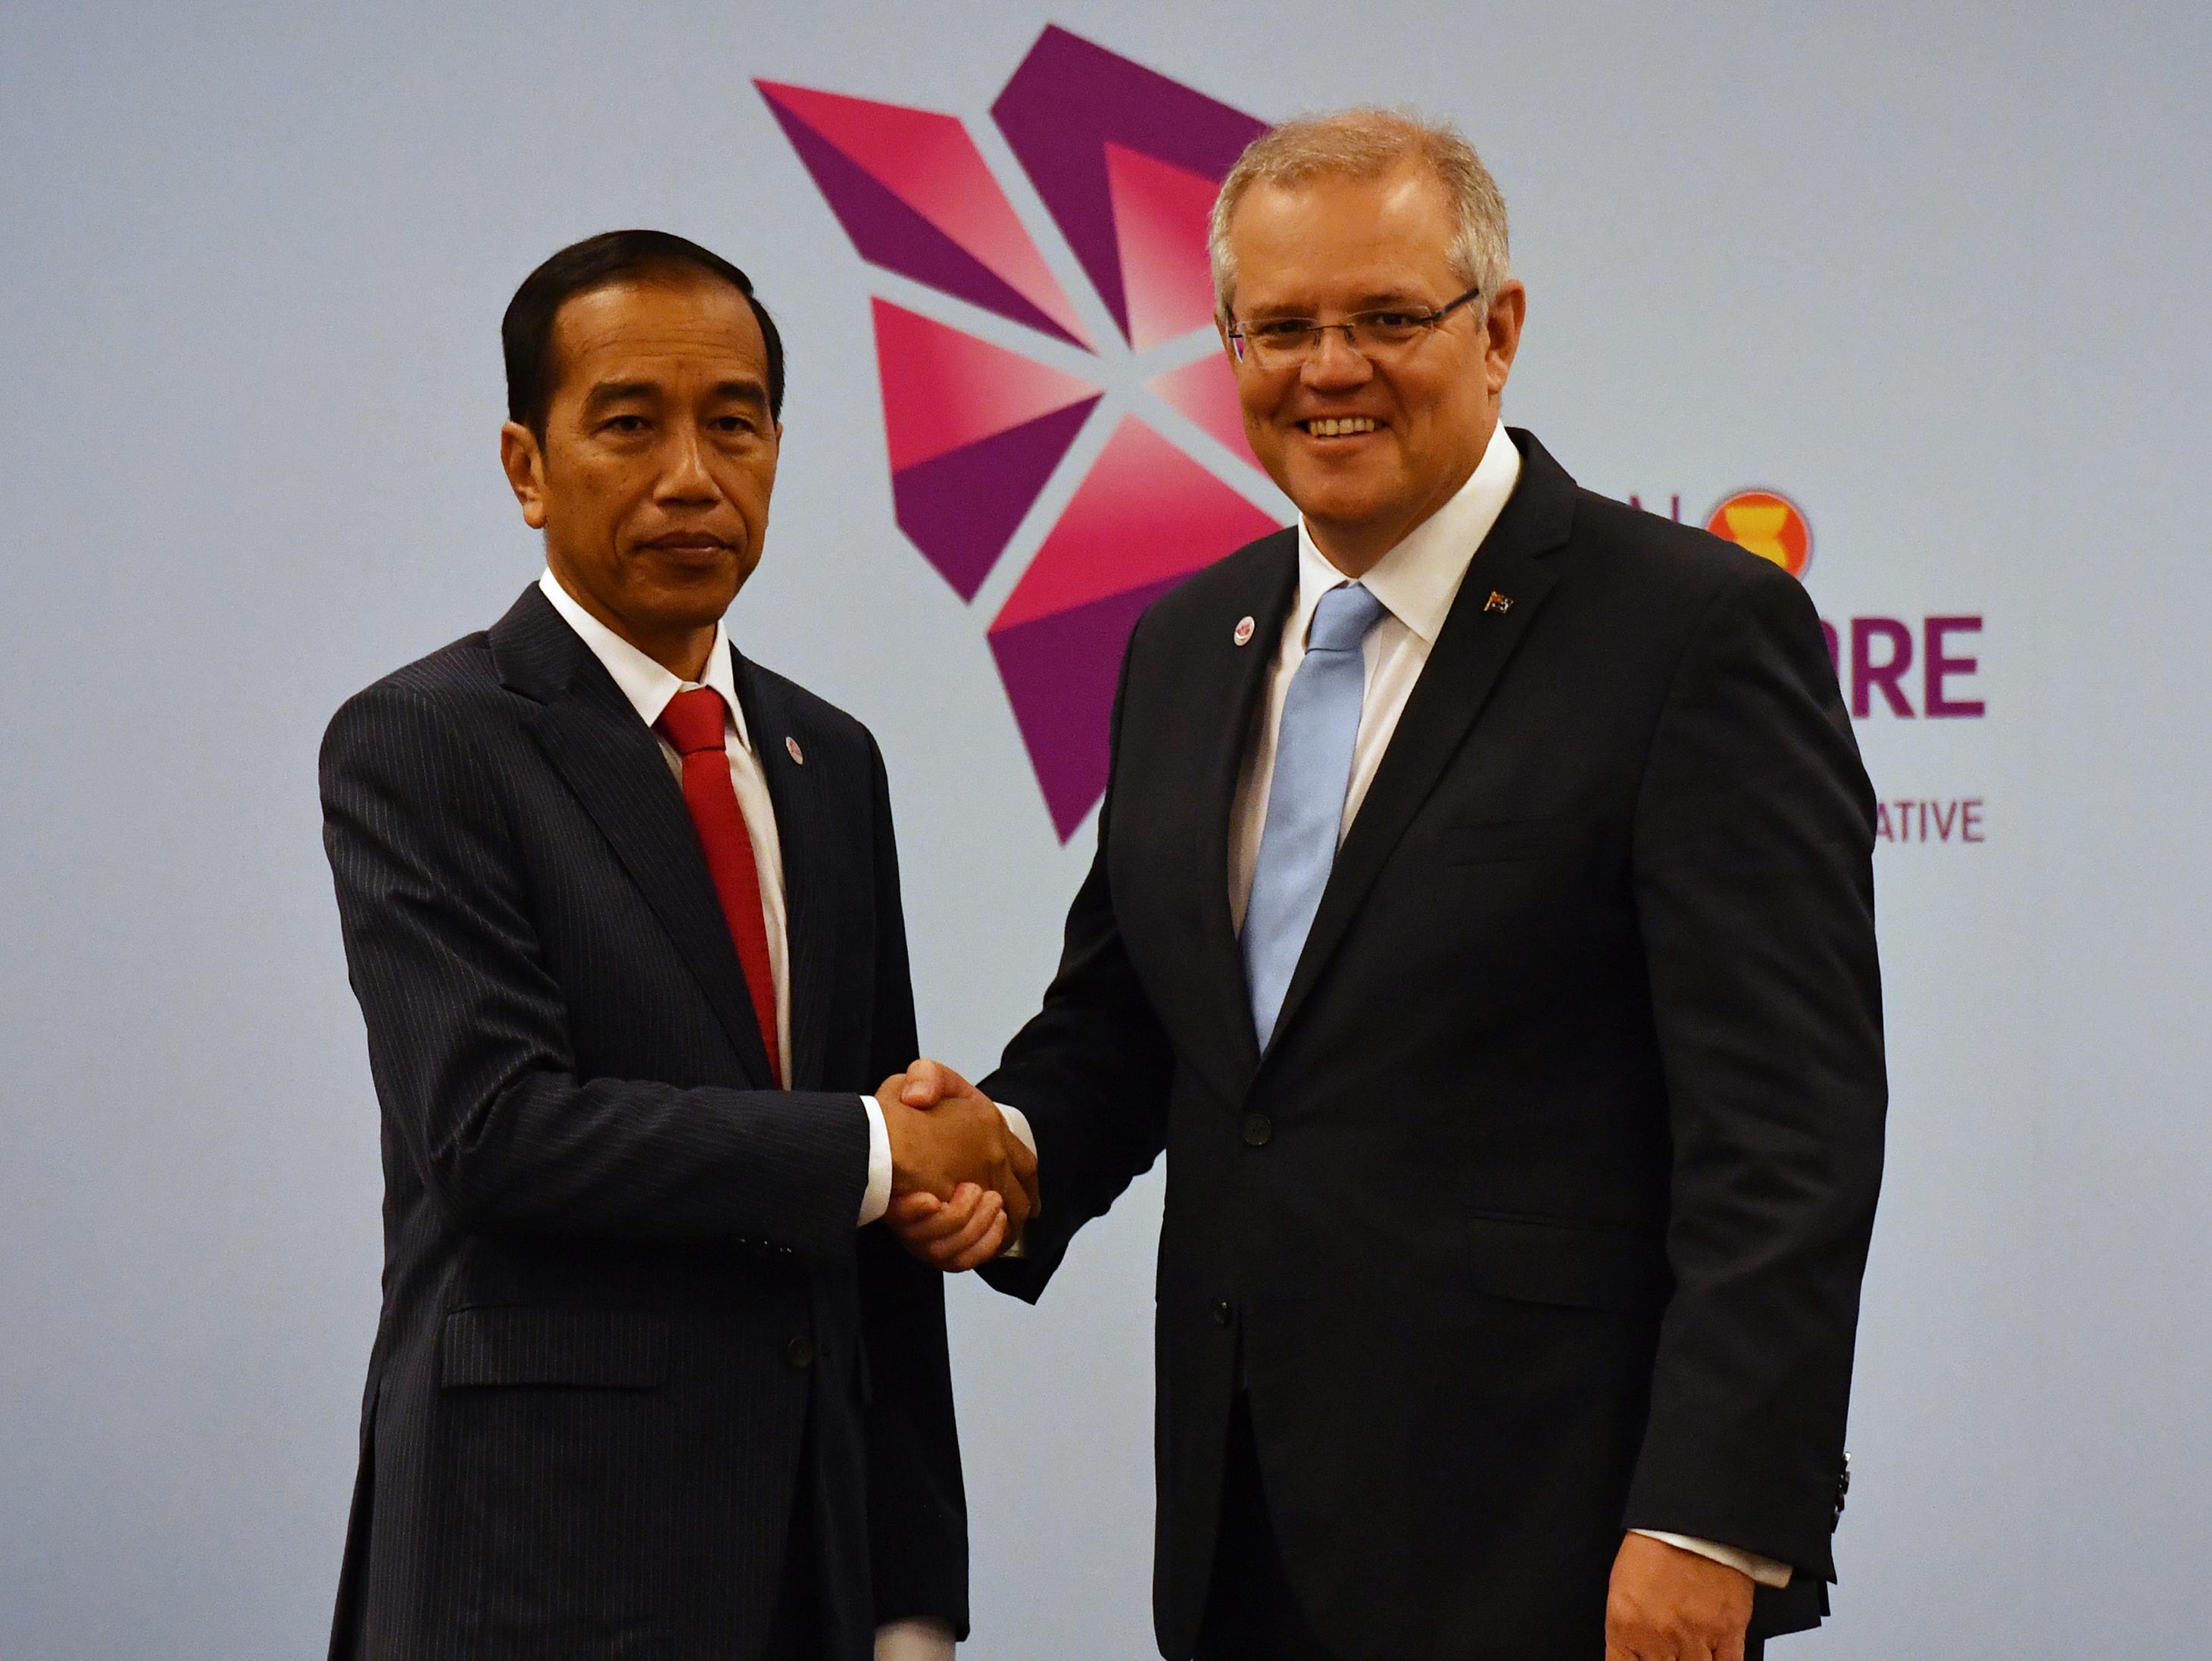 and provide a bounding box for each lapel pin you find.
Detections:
[1484,591,1514,614]
[785,736,805,765]
[1233,615,1256,646]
